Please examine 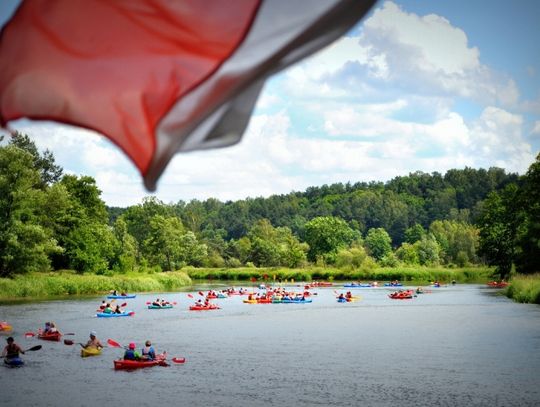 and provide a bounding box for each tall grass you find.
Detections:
[505,274,540,304]
[183,266,493,284]
[0,271,192,301]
